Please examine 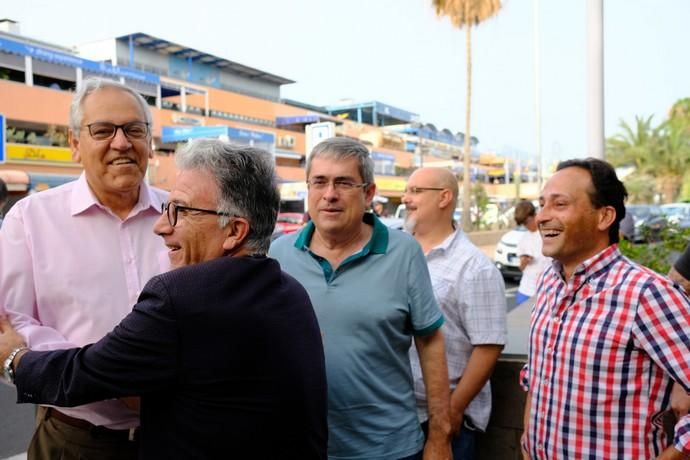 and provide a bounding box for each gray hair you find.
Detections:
[306,137,374,184]
[176,139,280,255]
[69,77,153,134]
